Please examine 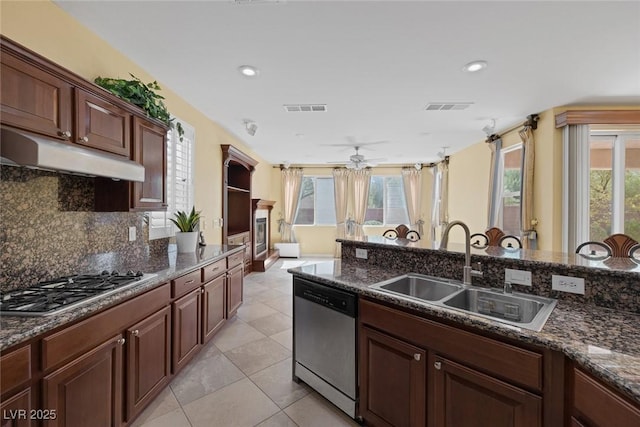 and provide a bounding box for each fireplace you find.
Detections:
[255,217,267,254]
